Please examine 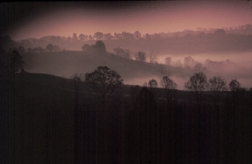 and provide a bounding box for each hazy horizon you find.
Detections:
[1,1,252,40]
